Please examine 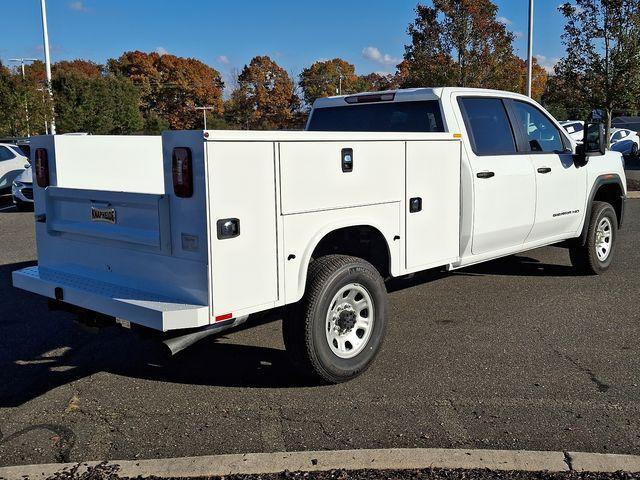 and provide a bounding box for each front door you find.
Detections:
[508,100,587,242]
[457,97,537,255]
